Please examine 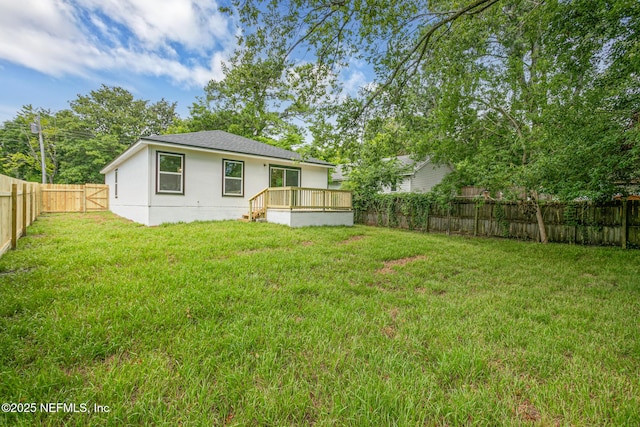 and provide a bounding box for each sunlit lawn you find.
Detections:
[1,212,639,426]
